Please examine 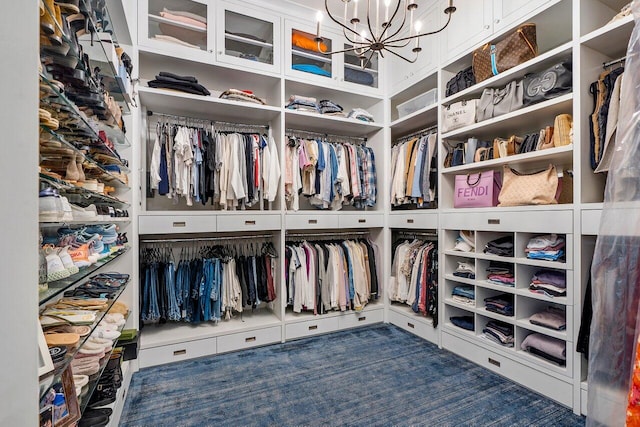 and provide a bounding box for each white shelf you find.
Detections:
[515,257,568,270]
[515,287,568,305]
[444,322,476,338]
[516,318,568,341]
[148,14,207,33]
[442,94,574,140]
[285,302,384,323]
[138,86,280,124]
[390,104,438,138]
[443,274,477,286]
[474,253,515,263]
[388,304,436,325]
[441,145,574,175]
[39,218,131,225]
[140,309,282,349]
[225,32,273,49]
[284,109,383,136]
[441,42,573,106]
[477,280,516,294]
[344,62,378,74]
[443,298,476,311]
[580,14,634,57]
[516,349,570,377]
[443,249,476,258]
[292,48,331,63]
